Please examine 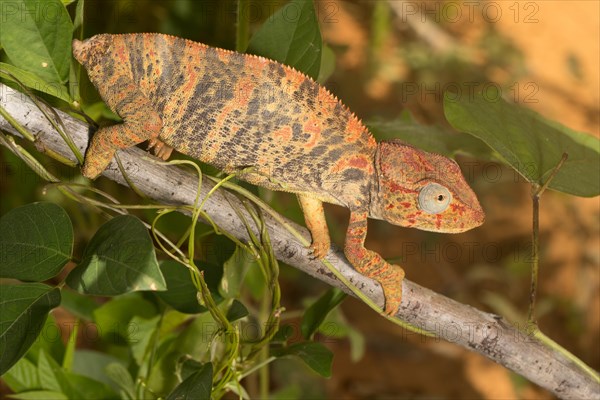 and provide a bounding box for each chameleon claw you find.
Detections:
[306,239,330,260]
[147,138,173,160]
